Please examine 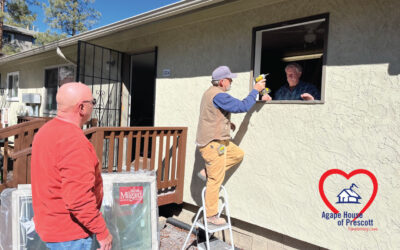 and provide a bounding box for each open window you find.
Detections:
[43,65,75,116]
[6,72,19,101]
[253,14,328,102]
